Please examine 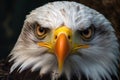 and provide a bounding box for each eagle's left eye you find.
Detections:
[35,23,48,39]
[79,26,94,40]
